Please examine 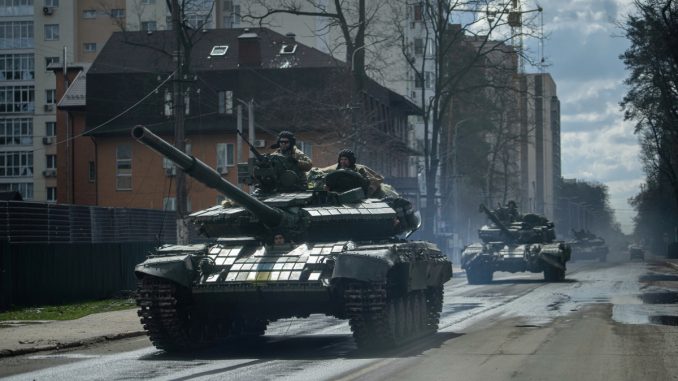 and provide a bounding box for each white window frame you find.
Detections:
[116,144,132,190]
[216,143,235,174]
[45,89,56,104]
[44,24,59,41]
[83,42,96,52]
[46,154,56,169]
[46,186,56,203]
